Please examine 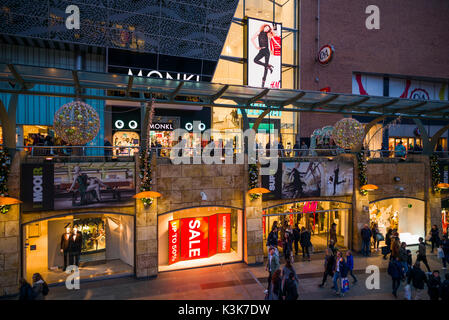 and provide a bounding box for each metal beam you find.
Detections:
[417,103,449,115]
[365,98,399,113]
[339,96,370,112]
[309,94,339,110]
[280,91,306,106]
[125,75,134,96]
[169,82,184,101]
[209,84,229,102]
[391,101,427,113]
[7,64,28,90]
[71,70,81,97]
[246,88,269,105]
